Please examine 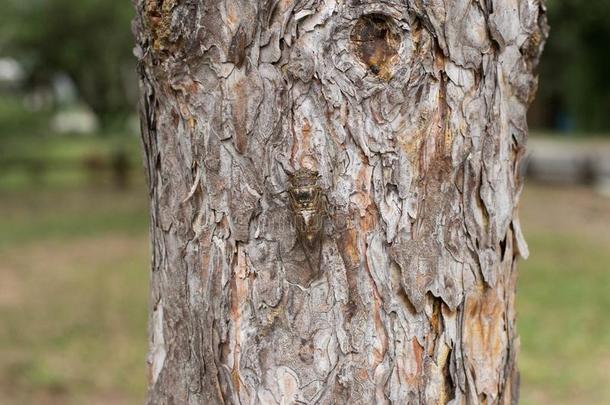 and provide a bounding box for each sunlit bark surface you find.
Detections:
[133,0,547,403]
